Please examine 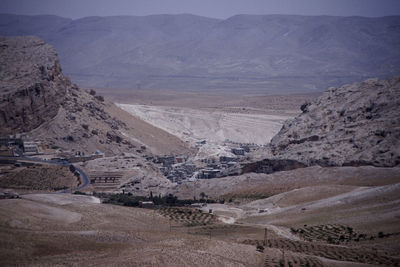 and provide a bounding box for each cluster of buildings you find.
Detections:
[164,162,197,183]
[152,155,197,184]
[196,156,240,179]
[149,144,257,183]
[195,144,256,179]
[0,134,40,156]
[0,134,105,165]
[67,150,104,163]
